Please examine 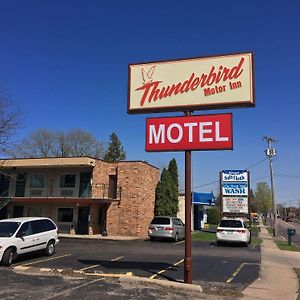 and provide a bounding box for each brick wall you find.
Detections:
[104,162,159,237]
